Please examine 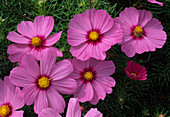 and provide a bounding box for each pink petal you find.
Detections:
[34,91,48,114]
[50,59,73,80]
[144,18,163,30]
[51,77,76,94]
[10,88,24,110]
[47,87,65,113]
[22,85,39,105]
[66,98,81,117]
[84,108,102,117]
[19,53,40,78]
[0,79,4,104]
[147,0,163,6]
[135,37,156,54]
[119,7,139,26]
[40,49,57,76]
[70,42,89,61]
[43,31,62,46]
[38,108,61,117]
[74,81,94,103]
[121,39,136,57]
[94,60,115,76]
[10,67,35,87]
[138,10,152,27]
[7,44,30,62]
[11,111,24,117]
[7,31,30,44]
[72,58,90,72]
[95,76,116,94]
[90,80,106,105]
[67,29,87,46]
[34,16,54,38]
[17,21,35,38]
